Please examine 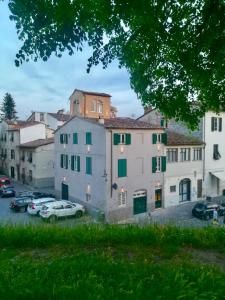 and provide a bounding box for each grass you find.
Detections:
[0,224,225,299]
